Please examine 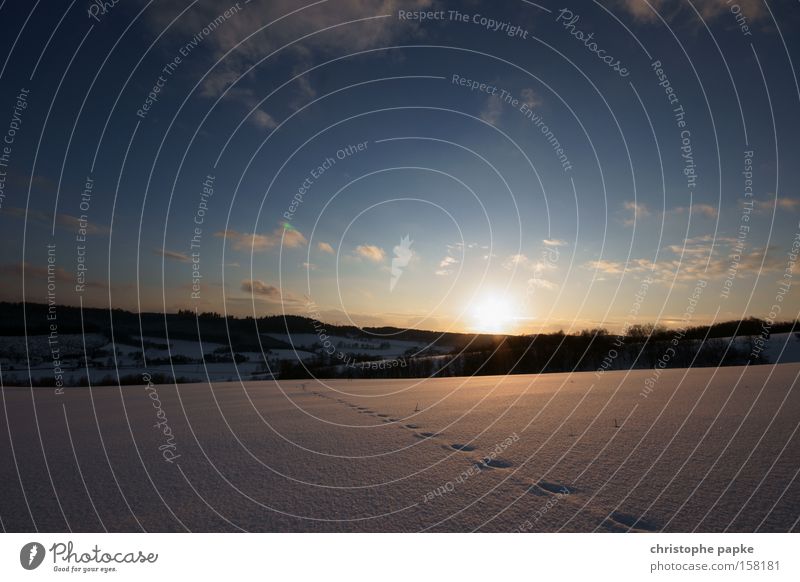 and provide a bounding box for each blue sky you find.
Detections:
[1,0,799,333]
